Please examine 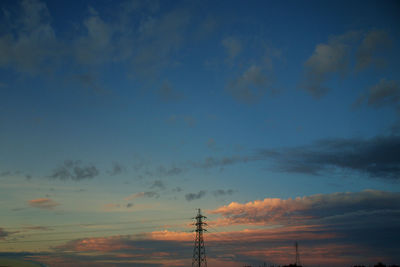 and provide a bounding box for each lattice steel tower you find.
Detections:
[192,208,207,267]
[295,241,301,266]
